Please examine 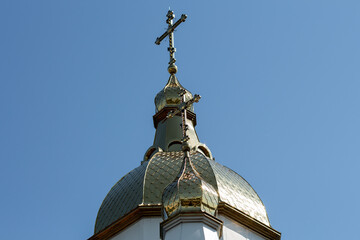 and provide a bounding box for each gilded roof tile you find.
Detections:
[208,160,270,225]
[143,151,183,204]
